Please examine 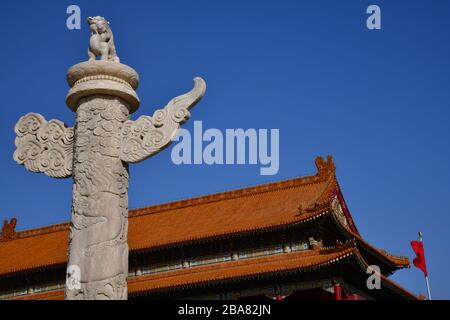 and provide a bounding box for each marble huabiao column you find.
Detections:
[65,61,139,300]
[13,16,206,300]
